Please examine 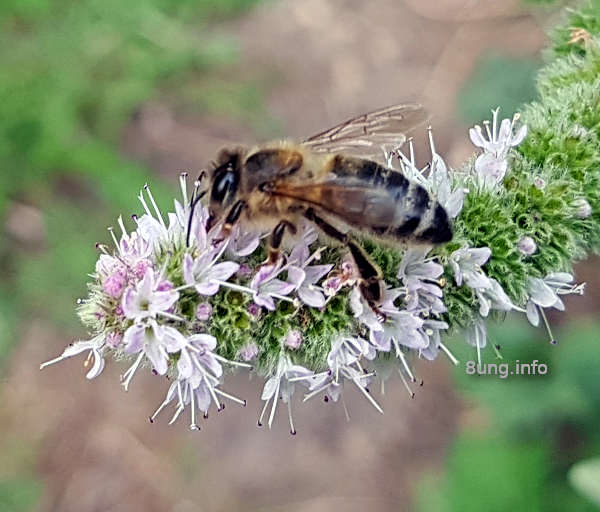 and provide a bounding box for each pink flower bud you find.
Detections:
[239,343,259,361]
[284,330,303,350]
[573,198,592,219]
[196,303,213,322]
[518,236,537,256]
